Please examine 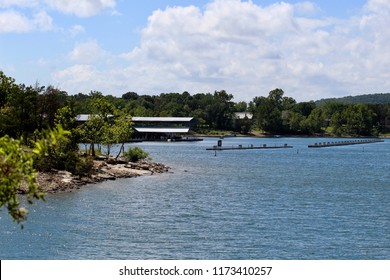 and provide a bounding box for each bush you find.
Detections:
[123,147,150,162]
[33,128,93,176]
[73,156,94,176]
